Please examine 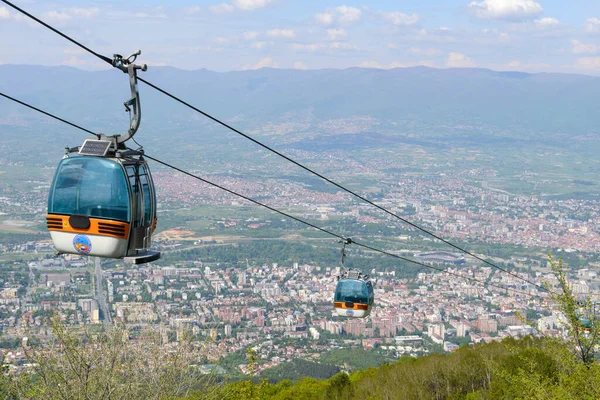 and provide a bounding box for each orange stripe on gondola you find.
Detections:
[46,214,130,240]
[334,302,369,310]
